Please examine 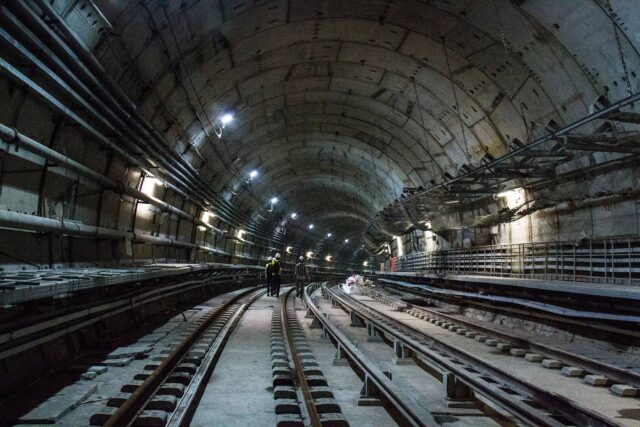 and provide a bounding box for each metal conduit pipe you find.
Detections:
[0,24,284,248]
[0,16,179,181]
[0,16,144,155]
[0,209,131,240]
[24,0,265,234]
[0,124,223,235]
[21,1,247,224]
[0,209,234,257]
[0,50,217,228]
[0,42,274,249]
[28,0,198,174]
[4,3,238,225]
[5,2,290,248]
[11,1,200,183]
[0,58,143,166]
